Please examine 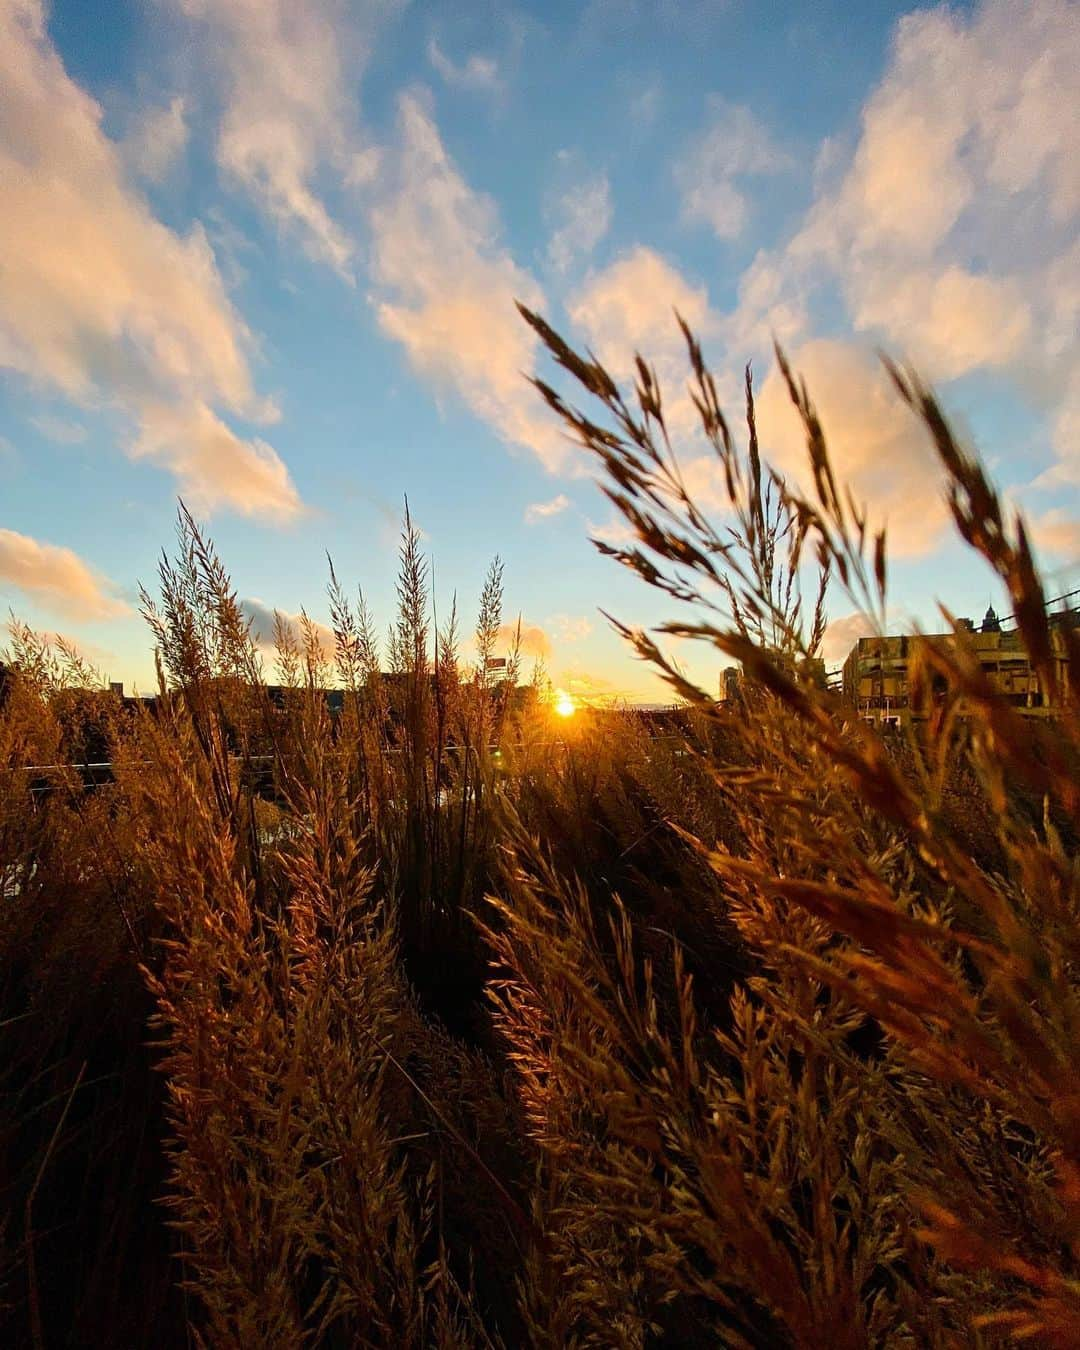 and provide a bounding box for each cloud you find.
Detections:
[169,0,381,274]
[427,38,502,95]
[568,246,712,378]
[1026,508,1080,564]
[568,246,722,439]
[0,0,303,521]
[133,403,304,521]
[0,528,130,621]
[728,0,1079,485]
[832,2,1078,255]
[566,250,760,518]
[821,611,875,666]
[546,171,612,273]
[722,249,810,364]
[30,414,87,445]
[125,95,188,183]
[675,451,735,515]
[550,613,593,643]
[849,265,1032,381]
[240,597,335,657]
[524,493,570,524]
[562,666,621,707]
[627,77,662,127]
[587,514,636,548]
[757,338,946,558]
[1033,358,1080,489]
[675,98,791,239]
[368,93,568,471]
[493,621,551,660]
